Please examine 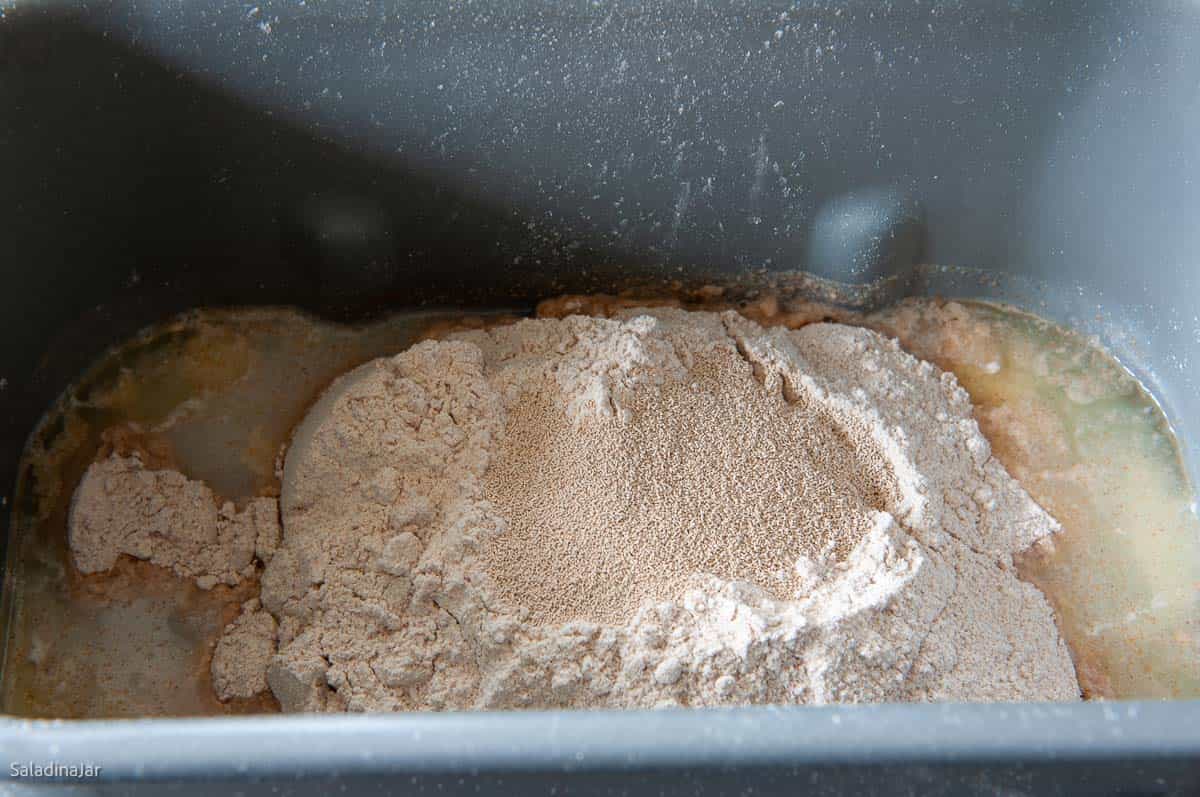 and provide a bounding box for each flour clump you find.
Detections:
[69,453,278,591]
